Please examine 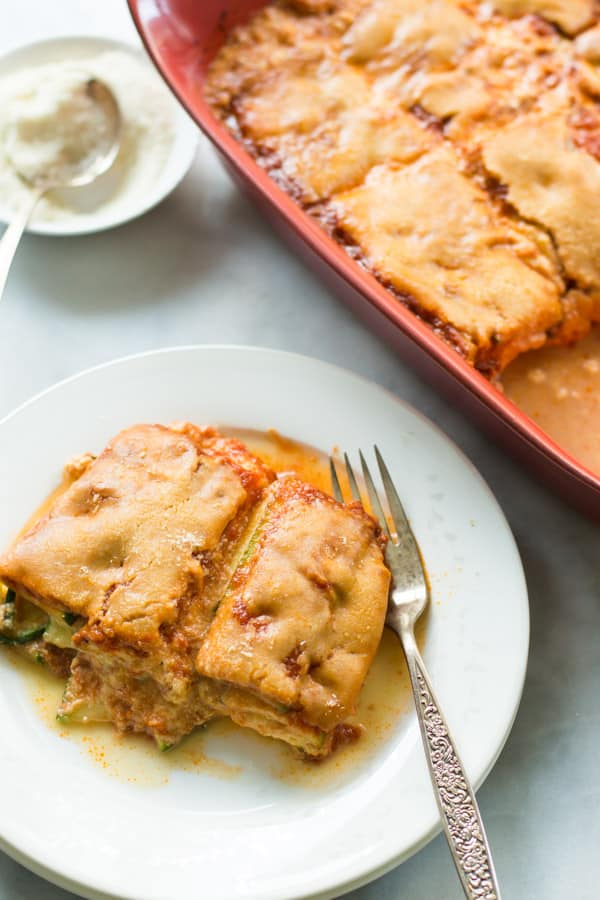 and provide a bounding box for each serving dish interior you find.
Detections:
[127,0,600,518]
